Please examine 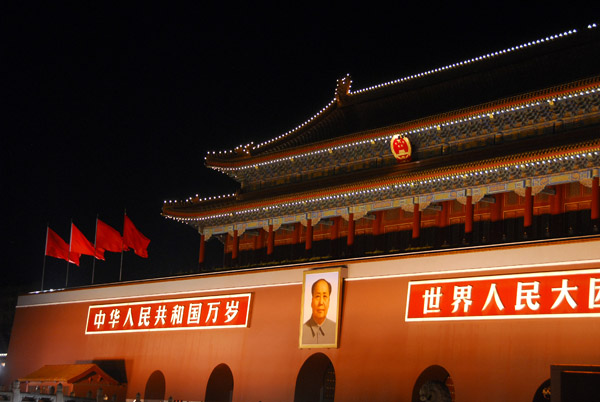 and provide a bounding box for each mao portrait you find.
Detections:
[300,269,343,348]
